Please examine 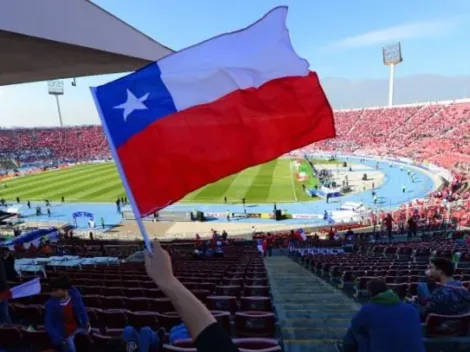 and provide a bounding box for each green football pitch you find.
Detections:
[0,158,337,204]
